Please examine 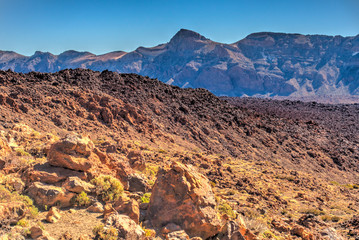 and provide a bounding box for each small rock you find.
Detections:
[30,226,54,240]
[106,214,145,240]
[69,209,76,214]
[46,207,61,223]
[166,230,190,240]
[162,223,182,234]
[87,202,104,213]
